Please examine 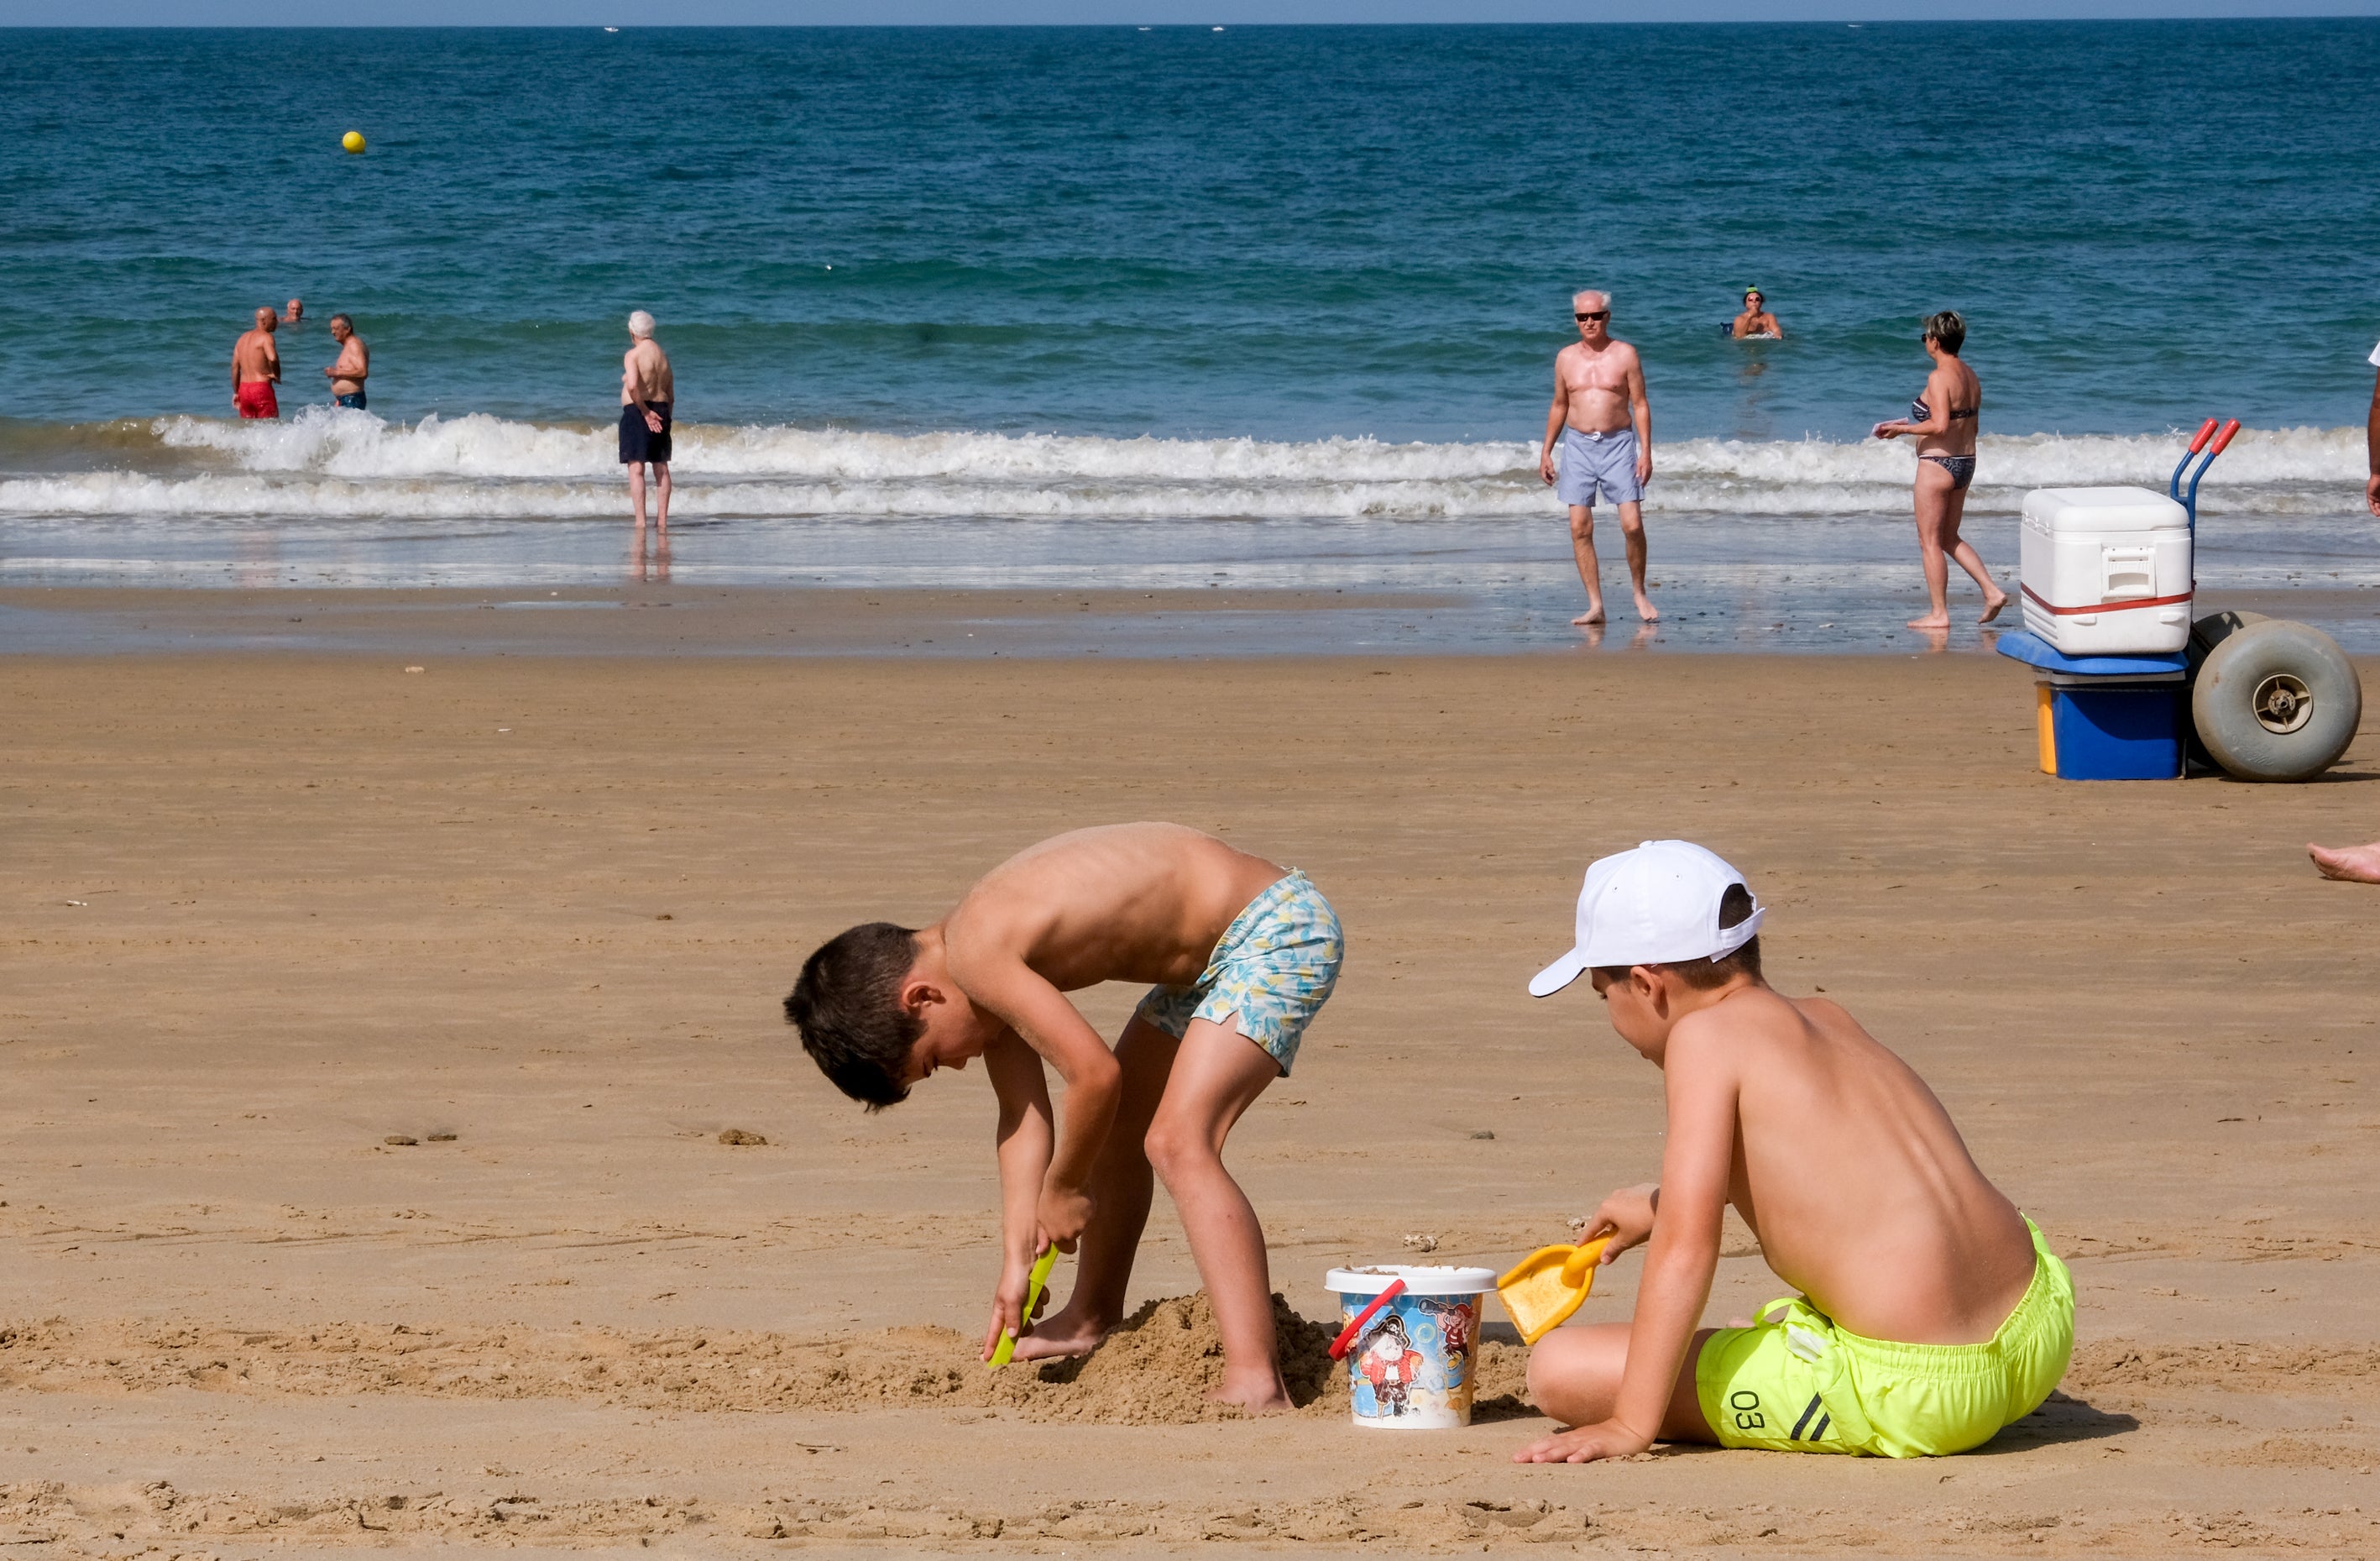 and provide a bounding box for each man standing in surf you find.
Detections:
[230,306,281,421]
[620,310,674,534]
[1540,291,1657,625]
